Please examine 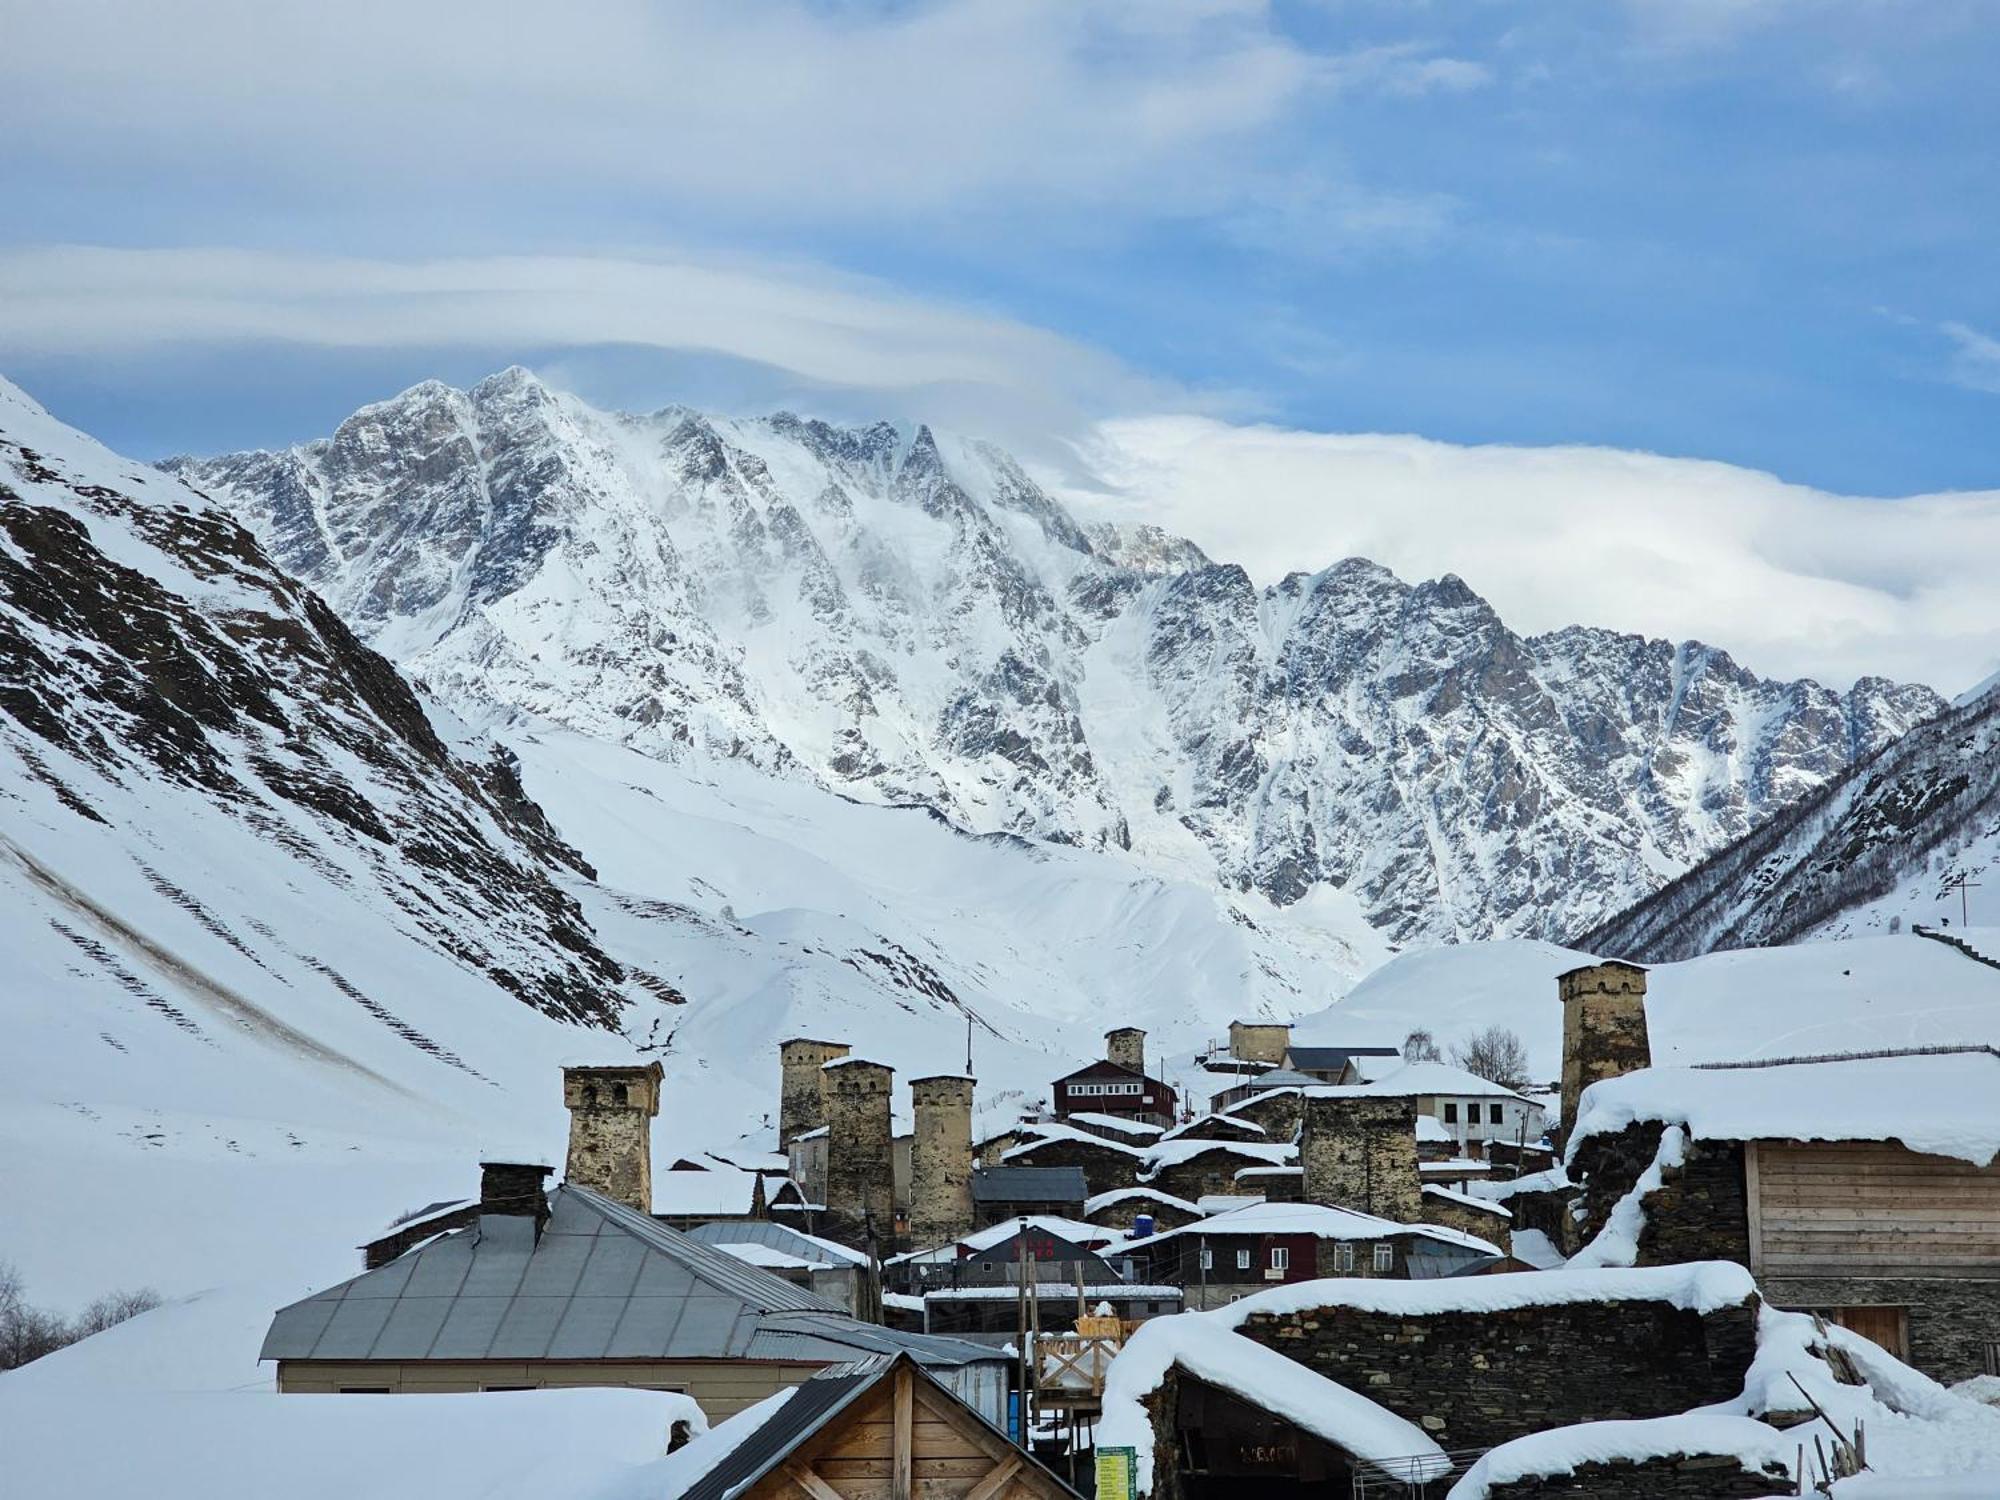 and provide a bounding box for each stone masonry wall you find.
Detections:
[1559,962,1651,1141]
[1572,1121,1751,1265]
[1232,1297,1759,1451]
[1421,1190,1512,1246]
[1106,1027,1147,1076]
[1301,1094,1422,1222]
[823,1059,894,1248]
[1484,1453,1791,1499]
[1762,1276,2000,1385]
[909,1074,974,1249]
[779,1038,849,1146]
[562,1063,662,1212]
[1007,1137,1143,1197]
